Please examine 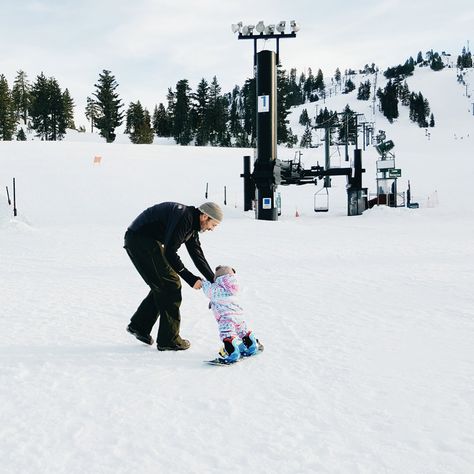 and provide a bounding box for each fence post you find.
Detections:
[13,178,17,217]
